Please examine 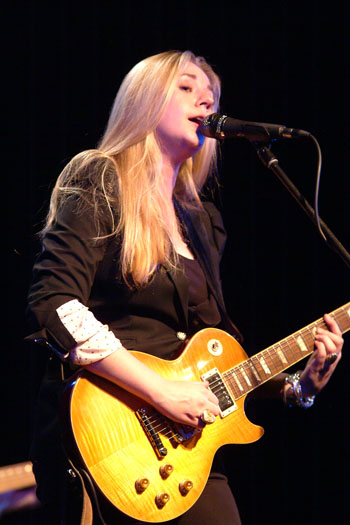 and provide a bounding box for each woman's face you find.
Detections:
[156,62,215,165]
